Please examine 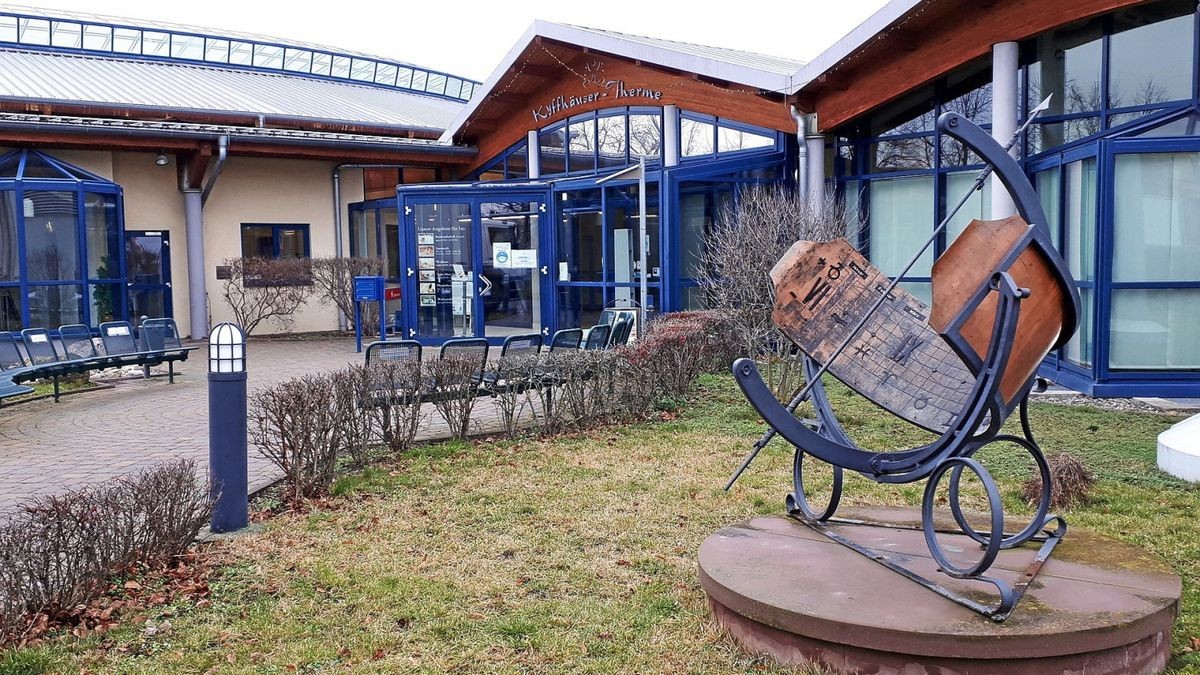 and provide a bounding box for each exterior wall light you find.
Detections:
[155,153,169,166]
